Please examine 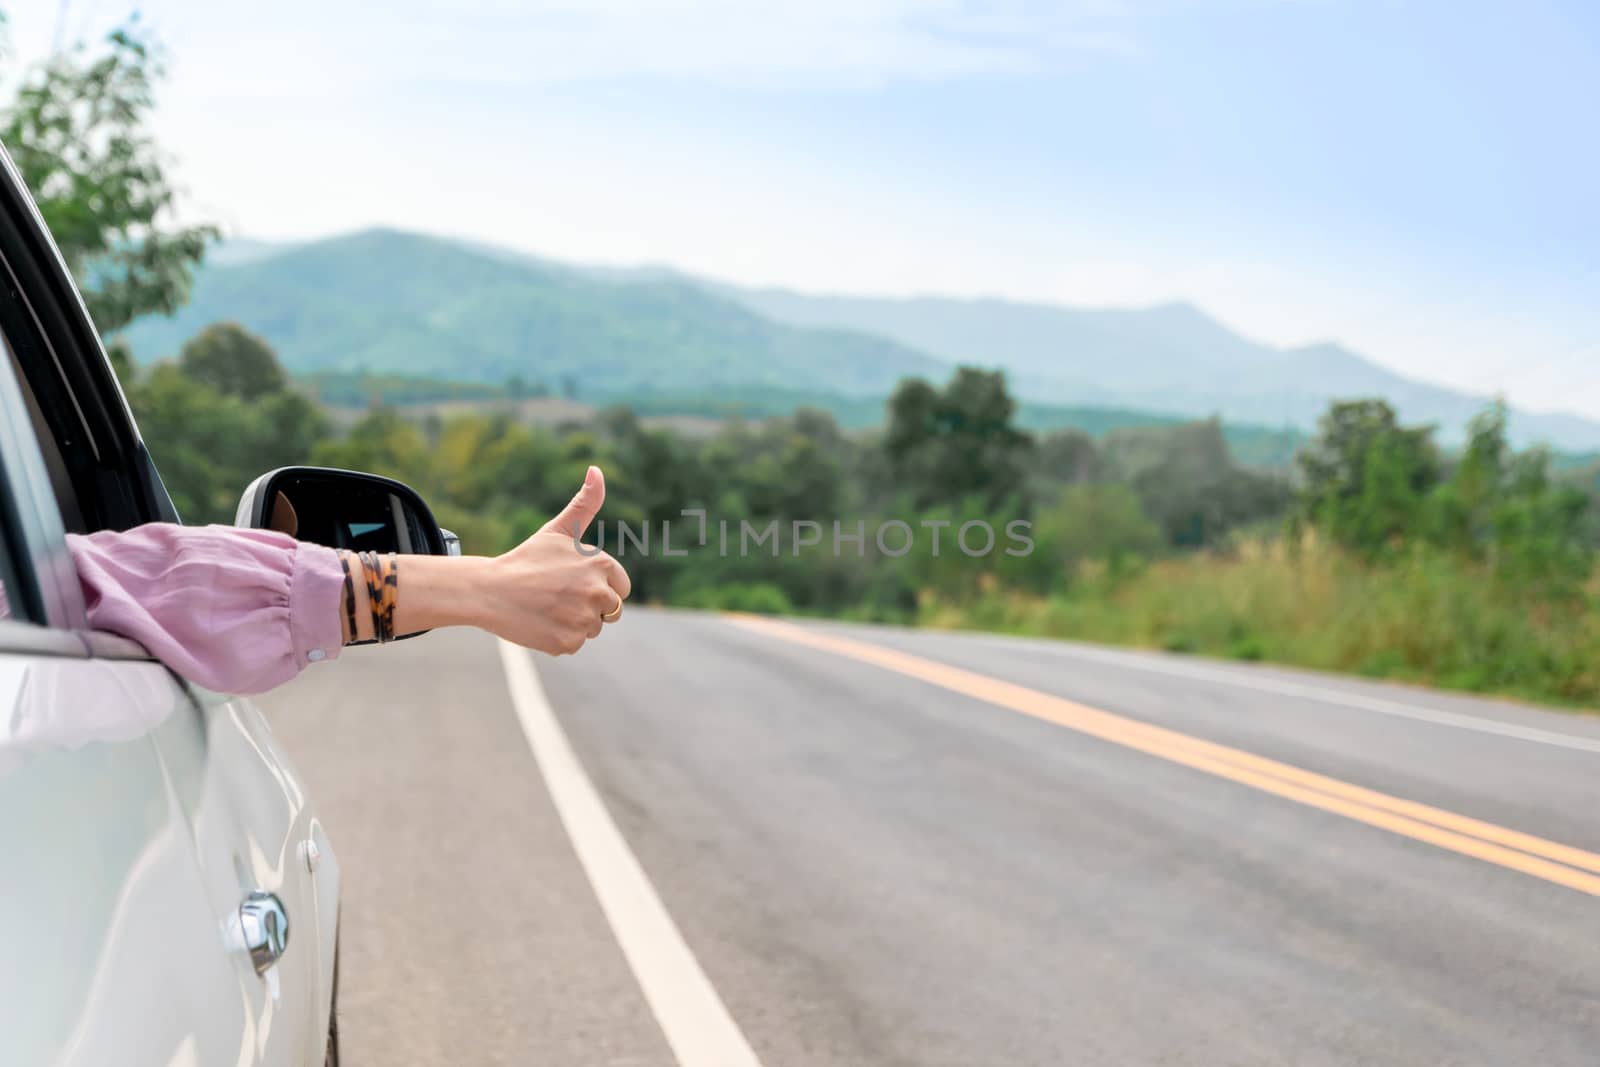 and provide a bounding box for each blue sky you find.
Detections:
[11,1,1600,415]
